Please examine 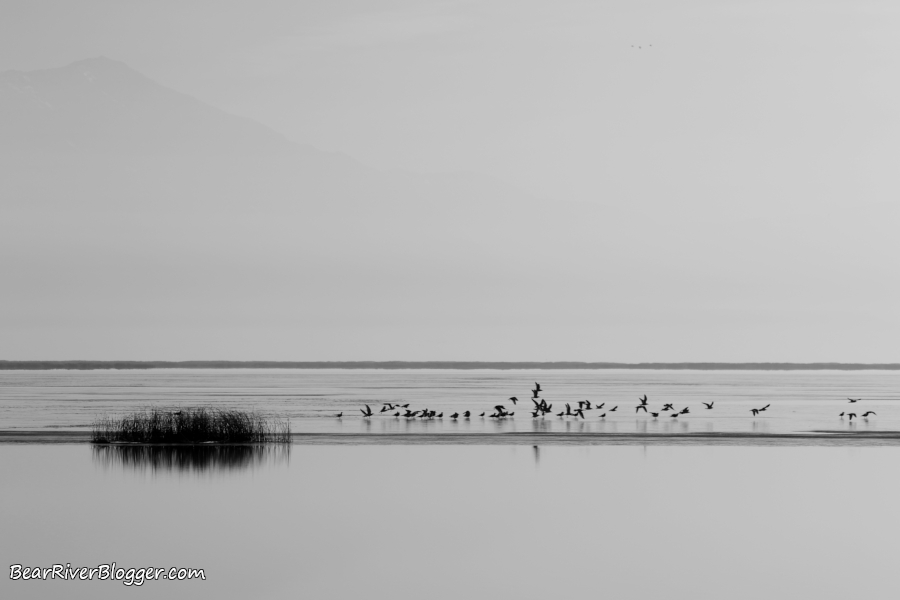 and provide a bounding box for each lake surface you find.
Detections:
[1,369,898,435]
[3,443,900,600]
